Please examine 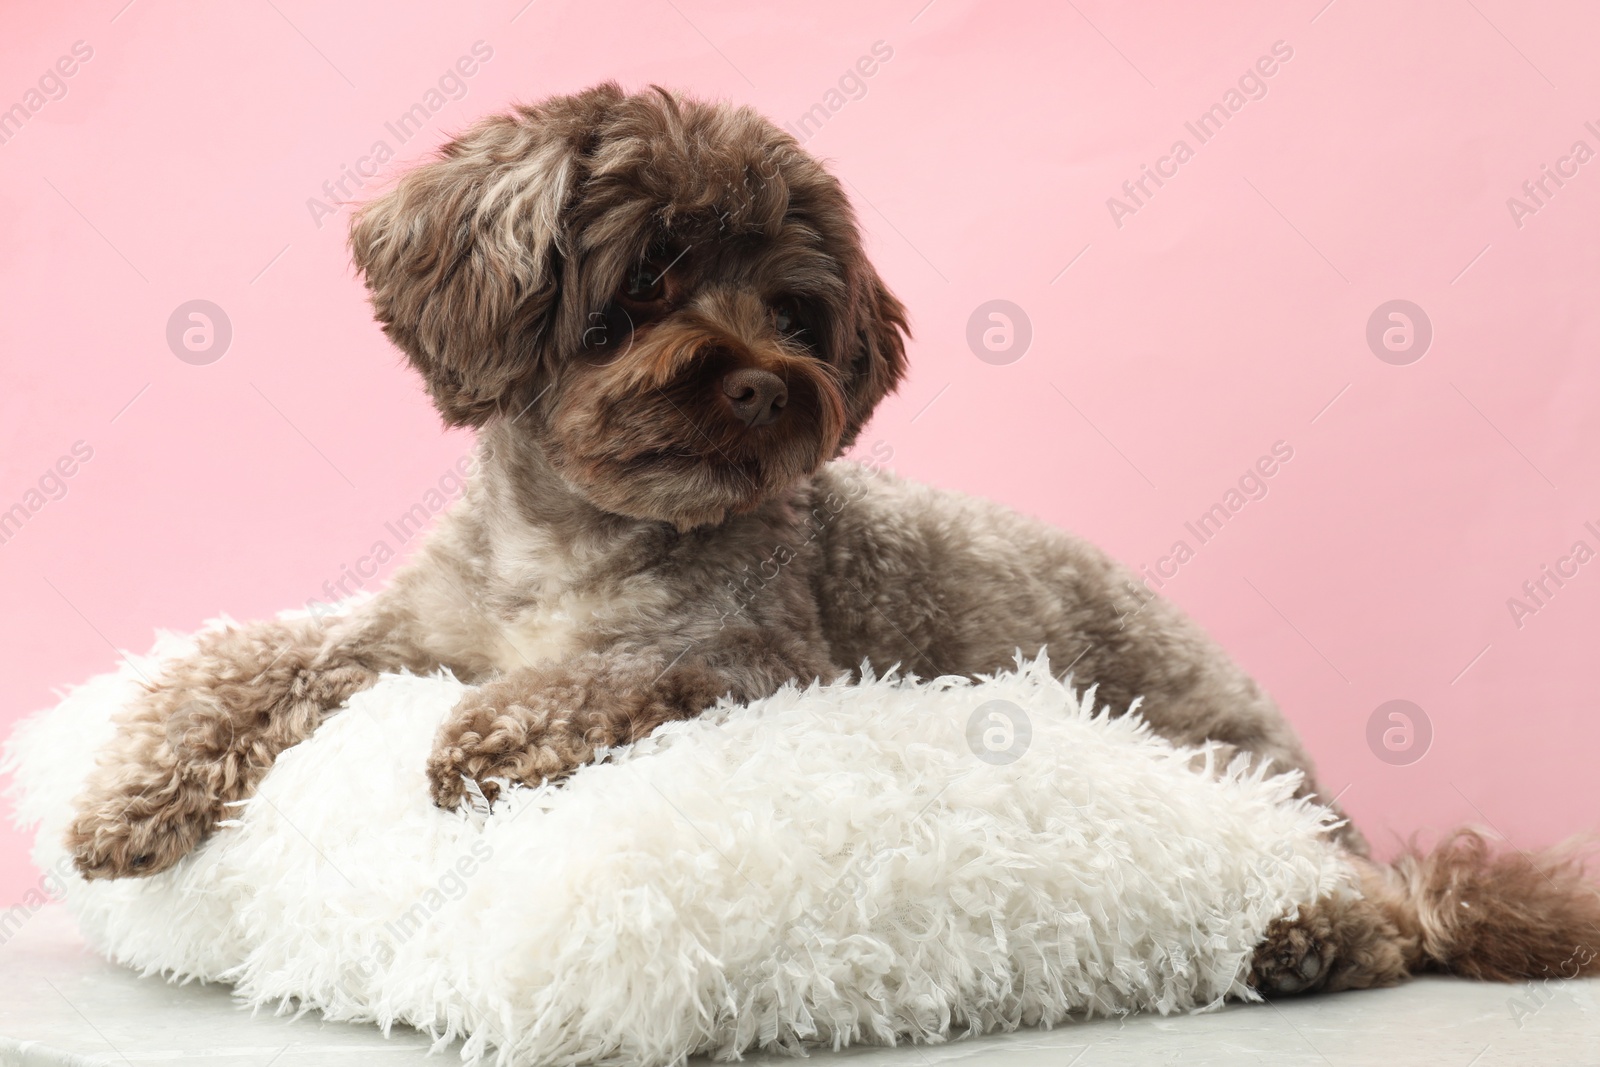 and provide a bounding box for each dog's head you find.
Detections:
[351,83,908,529]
